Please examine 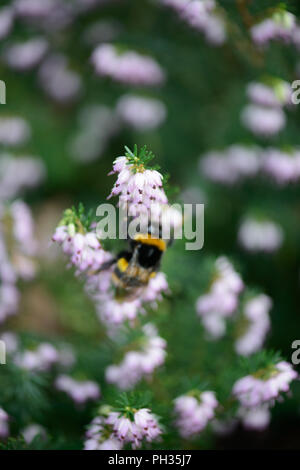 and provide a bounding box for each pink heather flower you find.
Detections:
[247,81,292,108]
[238,405,271,431]
[108,154,167,219]
[109,408,162,448]
[0,408,9,439]
[55,375,100,405]
[96,294,143,326]
[233,361,298,408]
[105,323,167,389]
[141,272,169,304]
[116,94,167,131]
[262,148,300,185]
[69,105,119,163]
[11,200,37,256]
[251,11,297,47]
[174,391,218,438]
[3,38,48,71]
[200,145,260,185]
[234,294,272,356]
[0,331,19,354]
[84,416,123,450]
[14,343,60,372]
[241,104,286,137]
[0,154,45,200]
[0,283,19,324]
[0,7,14,40]
[196,257,243,338]
[91,44,165,86]
[162,0,226,45]
[238,217,284,253]
[0,117,31,147]
[22,424,46,444]
[52,225,111,273]
[38,54,82,103]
